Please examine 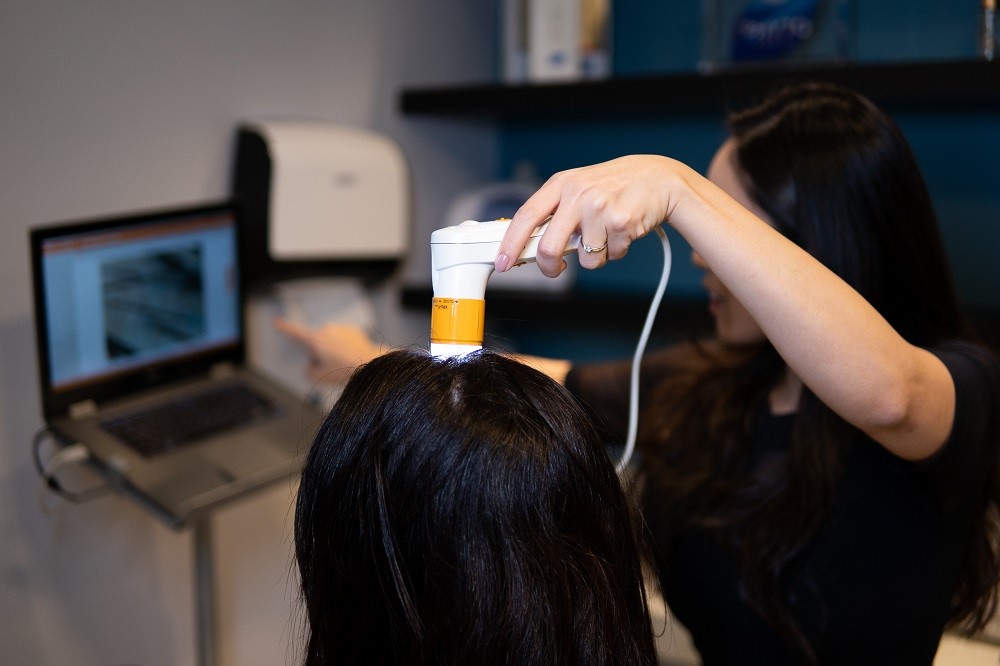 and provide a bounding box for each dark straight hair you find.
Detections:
[730,81,968,346]
[295,349,657,665]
